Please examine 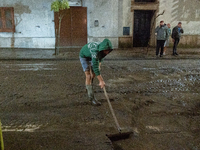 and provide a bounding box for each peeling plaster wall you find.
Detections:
[0,0,82,49]
[122,0,133,36]
[0,0,122,49]
[83,0,120,48]
[0,0,132,49]
[1,0,199,49]
[118,0,133,48]
[0,0,56,48]
[82,0,133,48]
[156,0,200,47]
[68,0,82,6]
